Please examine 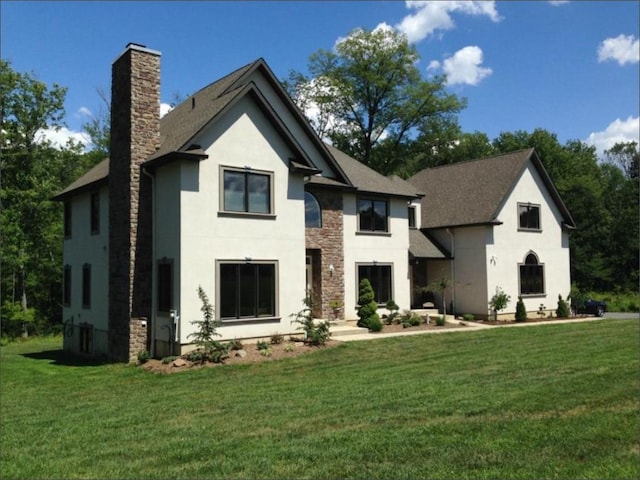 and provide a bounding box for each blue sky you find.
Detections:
[2,1,638,158]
